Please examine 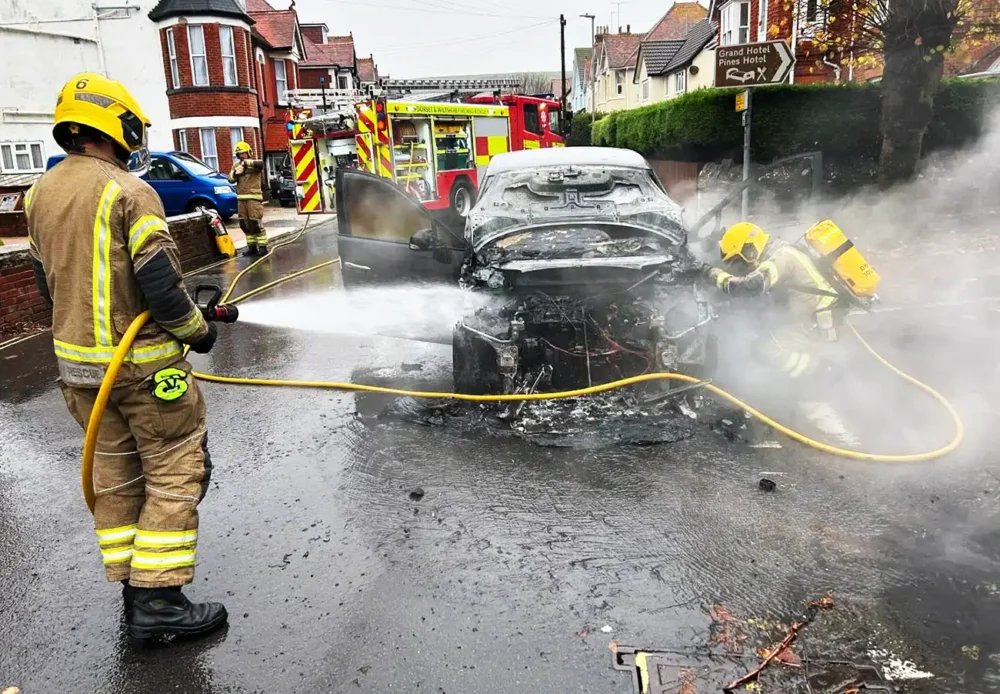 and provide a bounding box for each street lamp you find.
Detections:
[580,13,596,115]
[319,75,328,113]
